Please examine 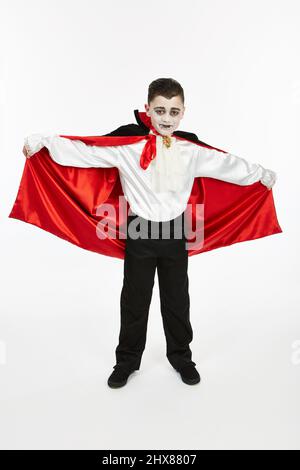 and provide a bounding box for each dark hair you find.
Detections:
[148,78,184,105]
